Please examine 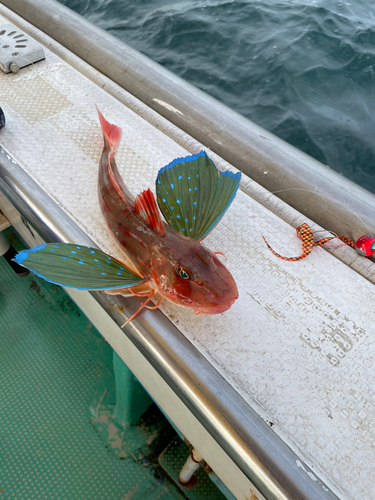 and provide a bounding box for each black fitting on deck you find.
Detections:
[0,107,5,130]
